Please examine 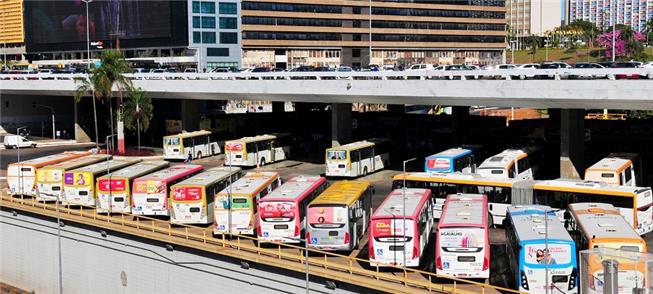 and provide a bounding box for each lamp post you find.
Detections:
[368,0,373,66]
[611,2,616,62]
[34,103,56,140]
[16,126,27,196]
[82,0,92,68]
[105,134,117,213]
[544,208,550,294]
[544,38,550,61]
[402,157,416,267]
[510,40,517,64]
[289,204,310,294]
[2,11,7,71]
